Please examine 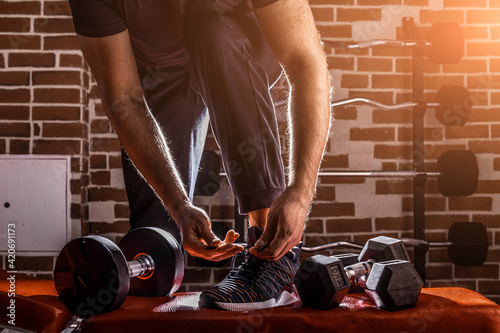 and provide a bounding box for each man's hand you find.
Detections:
[248,186,312,260]
[173,202,244,261]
